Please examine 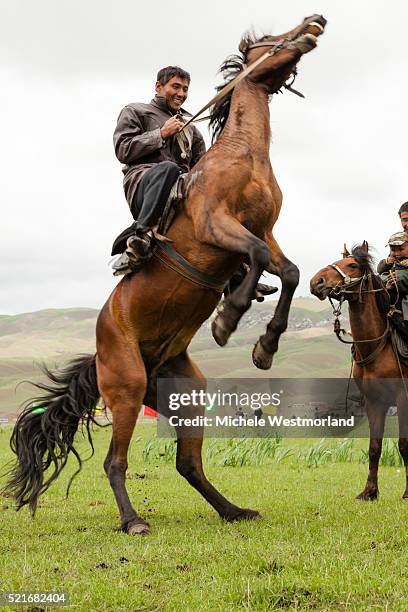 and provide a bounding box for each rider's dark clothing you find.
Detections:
[113,95,206,210]
[379,258,408,294]
[130,161,180,229]
[377,259,391,275]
